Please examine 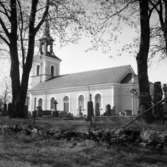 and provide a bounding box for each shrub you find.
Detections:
[2,103,8,116]
[59,111,74,119]
[52,110,59,117]
[37,110,53,117]
[103,104,116,116]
